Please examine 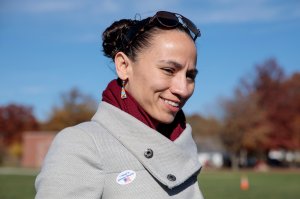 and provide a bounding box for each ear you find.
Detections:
[114,52,132,80]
